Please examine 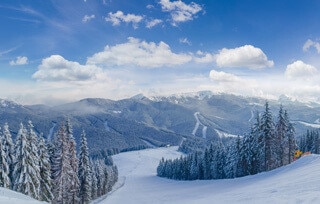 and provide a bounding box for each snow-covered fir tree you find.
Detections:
[13,123,40,200]
[78,130,92,204]
[51,122,76,203]
[38,134,53,202]
[0,135,10,188]
[65,118,80,203]
[1,123,14,186]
